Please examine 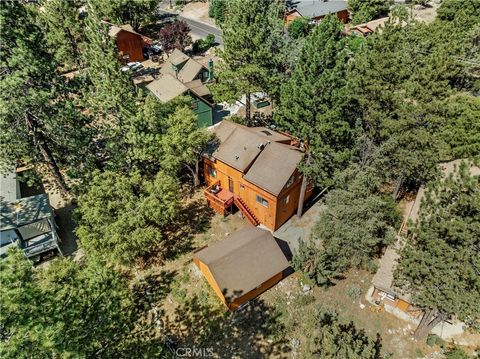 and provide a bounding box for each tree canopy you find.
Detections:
[348,0,393,25]
[75,170,179,265]
[0,250,164,358]
[276,15,354,188]
[394,160,480,337]
[211,0,285,124]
